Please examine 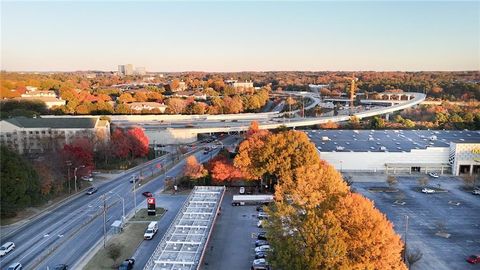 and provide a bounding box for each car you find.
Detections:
[81,175,93,182]
[255,251,268,259]
[252,258,269,270]
[257,220,264,228]
[0,242,15,256]
[142,191,153,197]
[86,187,98,195]
[428,172,439,178]
[467,255,480,264]
[257,212,269,220]
[53,264,68,270]
[7,263,22,270]
[472,189,480,195]
[118,258,135,270]
[257,232,267,240]
[254,245,271,253]
[256,205,265,212]
[239,187,245,194]
[421,188,435,194]
[129,176,140,183]
[255,240,269,247]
